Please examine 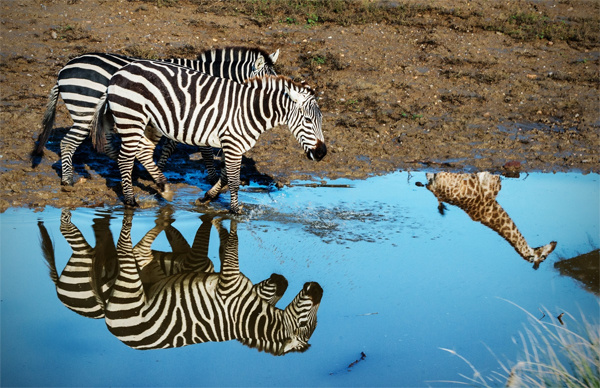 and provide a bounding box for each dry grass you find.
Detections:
[435,300,600,387]
[187,0,599,46]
